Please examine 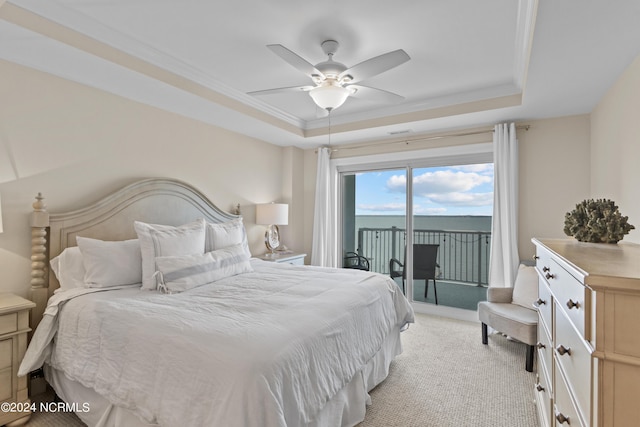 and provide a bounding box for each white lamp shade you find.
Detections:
[309,85,350,111]
[256,203,288,226]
